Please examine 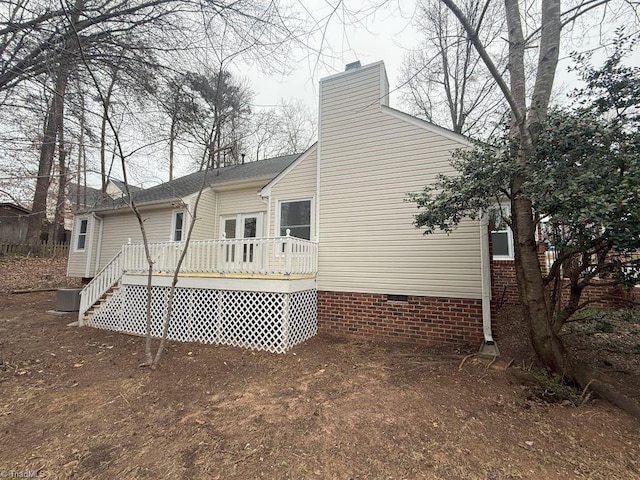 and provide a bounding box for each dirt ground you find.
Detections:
[0,256,639,479]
